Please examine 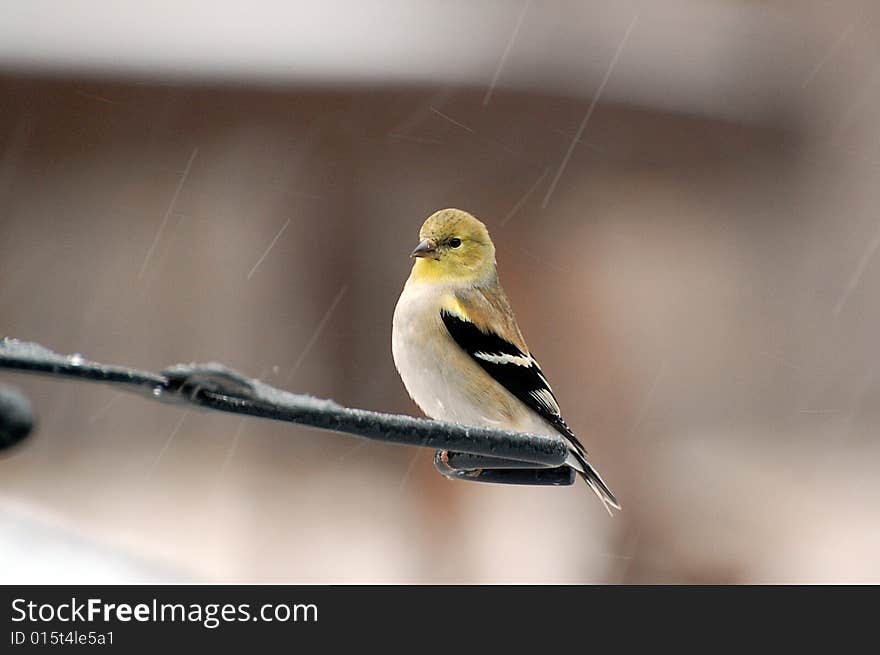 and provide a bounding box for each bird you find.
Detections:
[391,208,620,513]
